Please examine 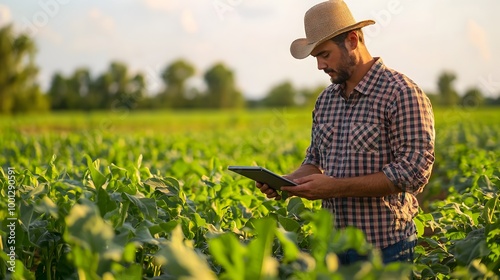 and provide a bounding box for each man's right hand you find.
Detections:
[256,182,282,200]
[256,164,322,200]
